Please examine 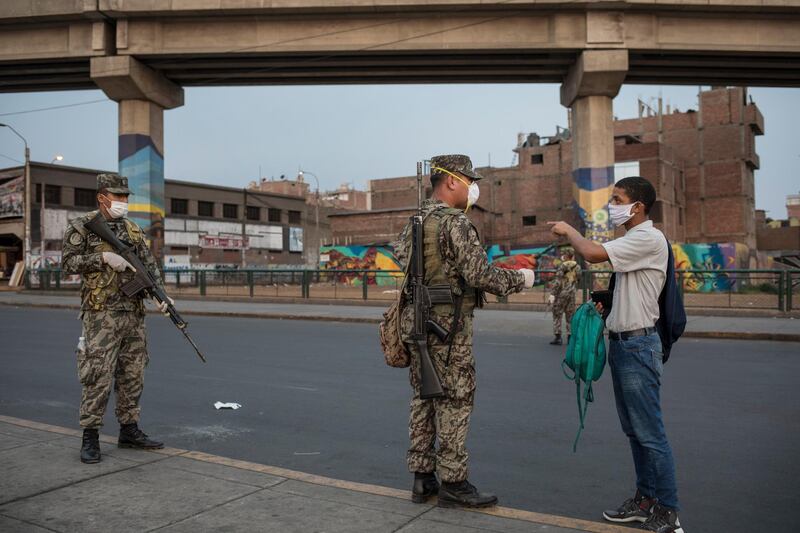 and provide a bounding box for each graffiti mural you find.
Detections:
[488,245,562,285]
[319,245,402,285]
[672,242,750,292]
